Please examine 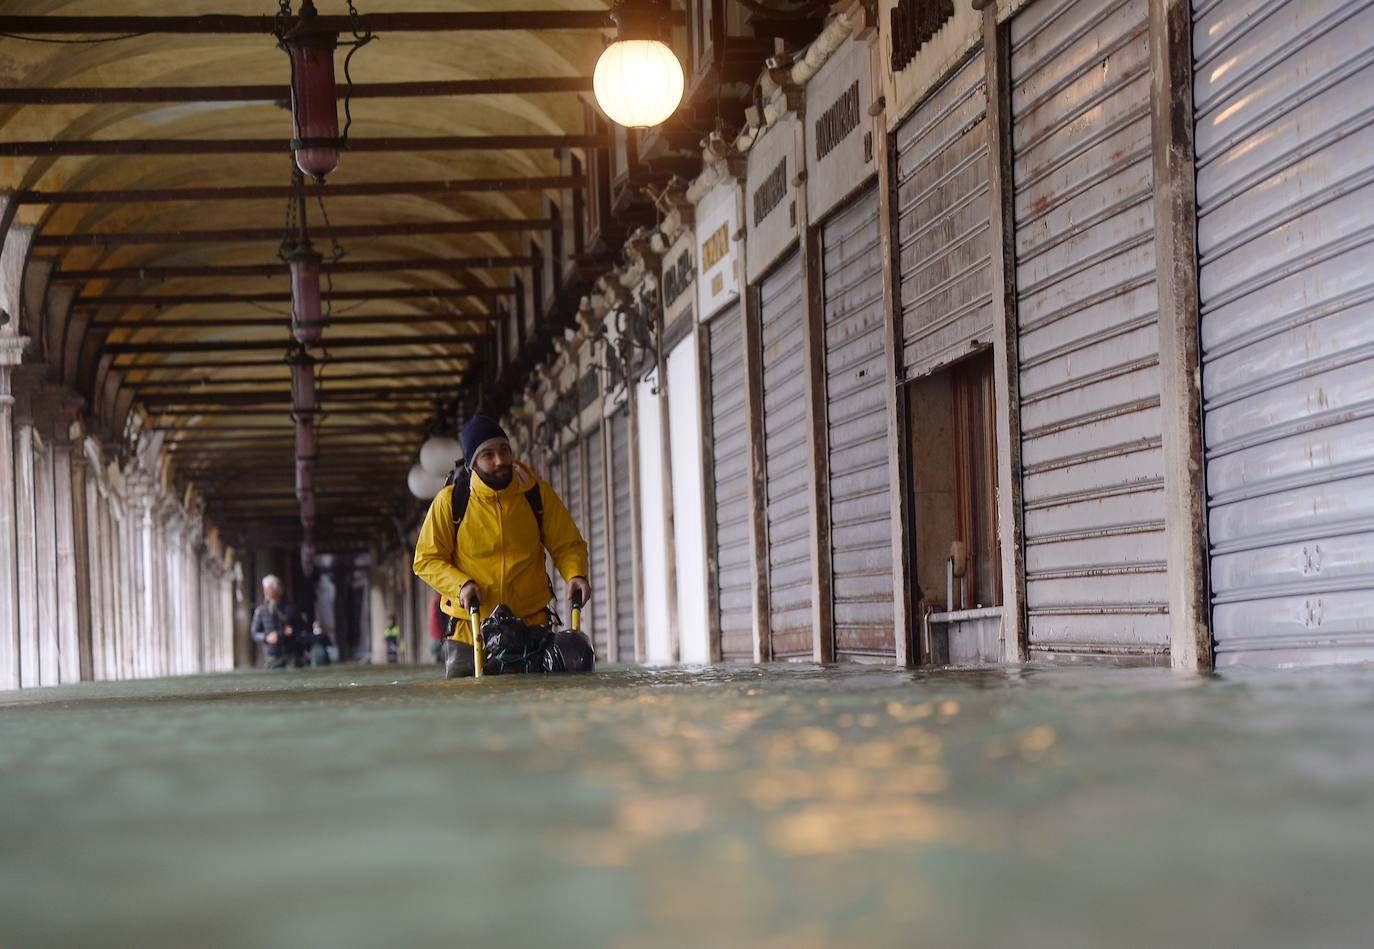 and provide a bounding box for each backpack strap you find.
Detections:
[448,465,472,530]
[524,483,543,541]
